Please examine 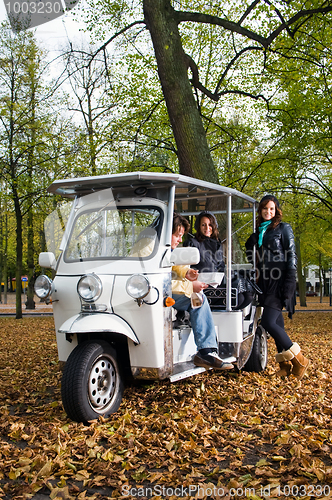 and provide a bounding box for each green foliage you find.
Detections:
[0,22,85,311]
[61,0,332,272]
[3,0,332,294]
